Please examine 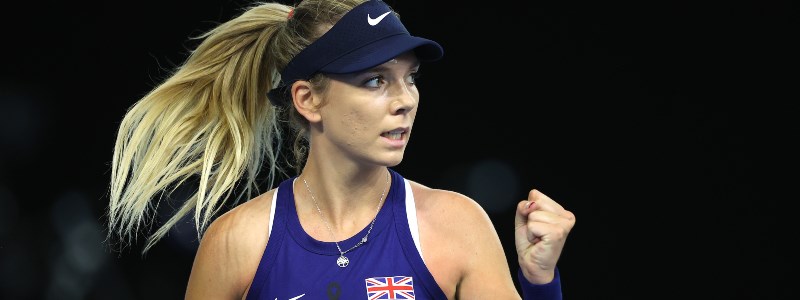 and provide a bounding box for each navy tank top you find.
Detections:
[246,169,447,300]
